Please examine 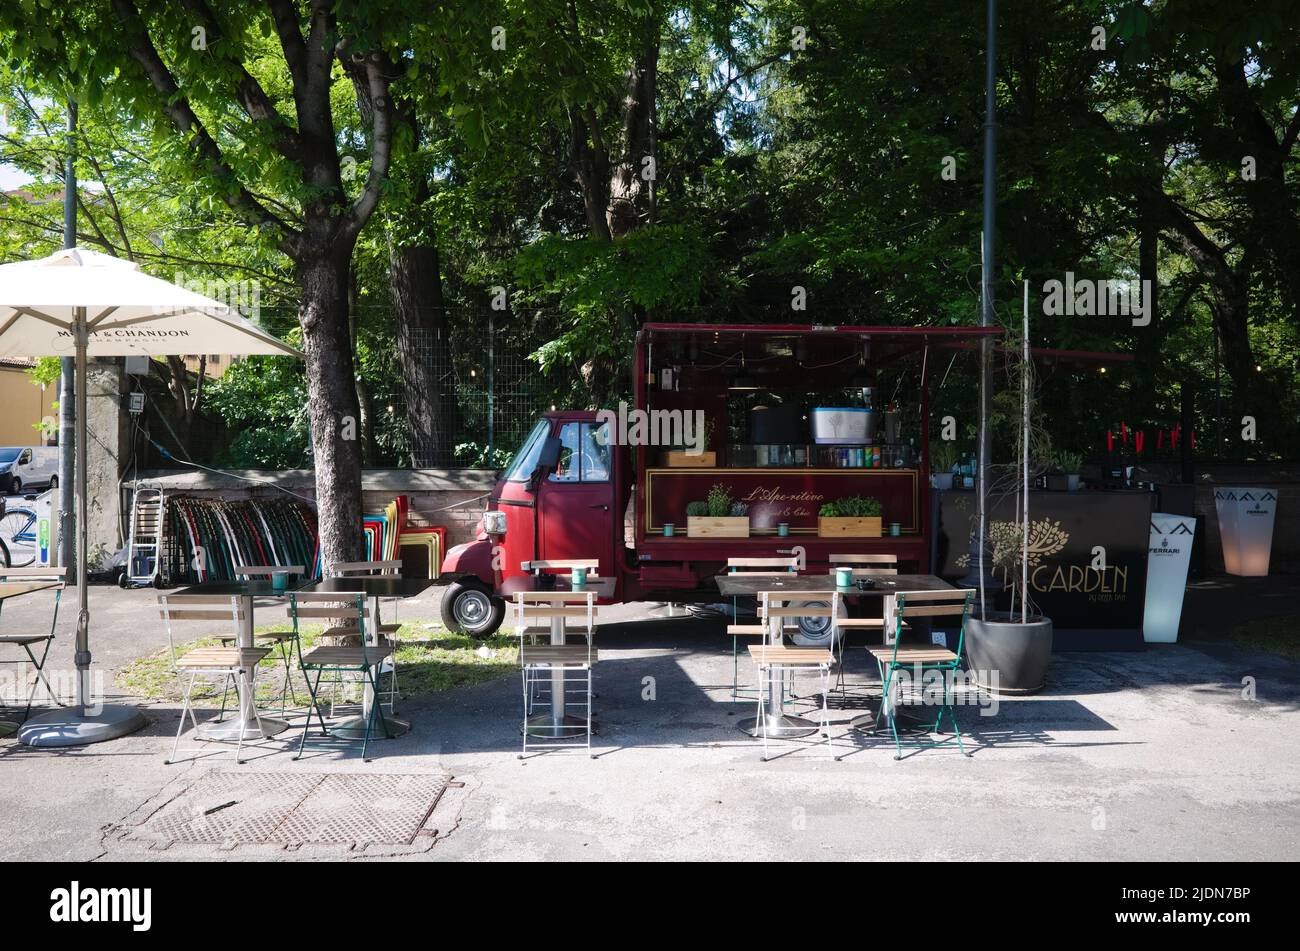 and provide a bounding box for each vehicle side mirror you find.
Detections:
[528,436,563,490]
